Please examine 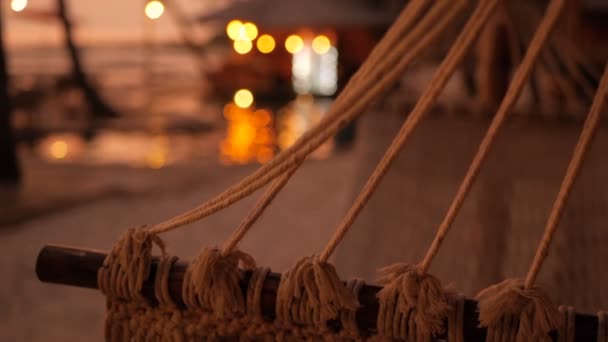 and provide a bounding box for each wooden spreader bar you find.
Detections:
[36,245,601,341]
